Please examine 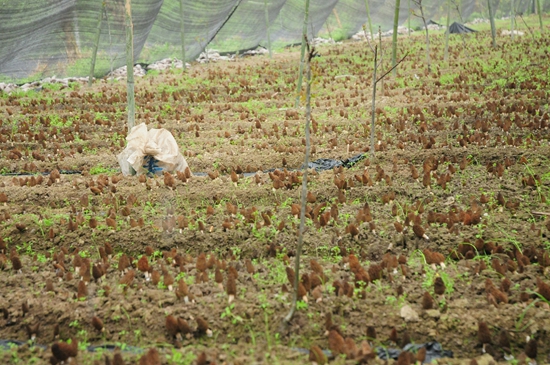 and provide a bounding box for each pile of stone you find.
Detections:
[242,47,269,56]
[147,58,191,71]
[352,26,413,41]
[0,76,88,94]
[196,50,234,63]
[469,18,489,24]
[311,37,336,46]
[501,29,524,36]
[106,64,147,80]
